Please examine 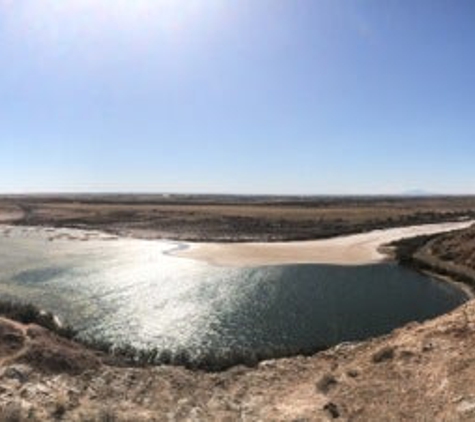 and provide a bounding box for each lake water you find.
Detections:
[0,226,467,364]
